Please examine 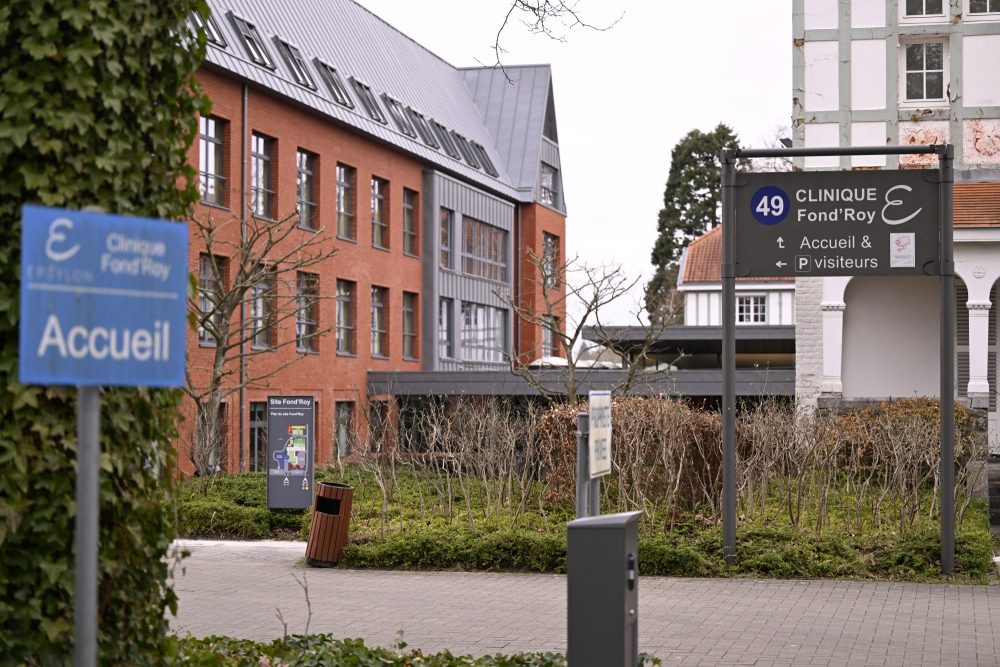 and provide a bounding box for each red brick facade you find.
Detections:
[517,203,567,363]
